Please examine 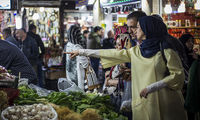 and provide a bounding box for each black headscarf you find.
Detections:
[139,16,172,58]
[67,25,82,45]
[179,33,194,52]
